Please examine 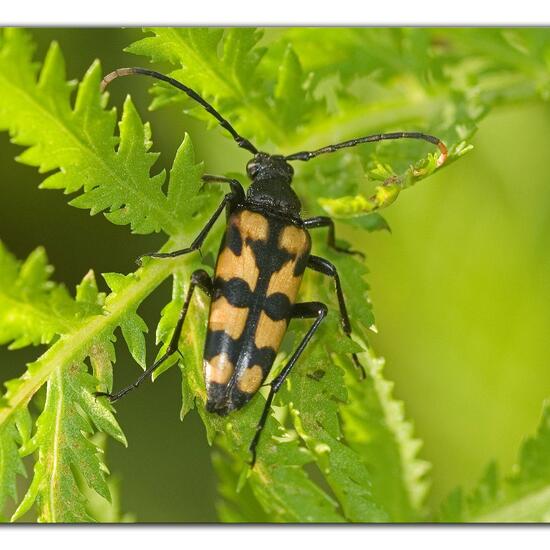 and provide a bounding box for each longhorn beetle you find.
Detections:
[96,67,447,465]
